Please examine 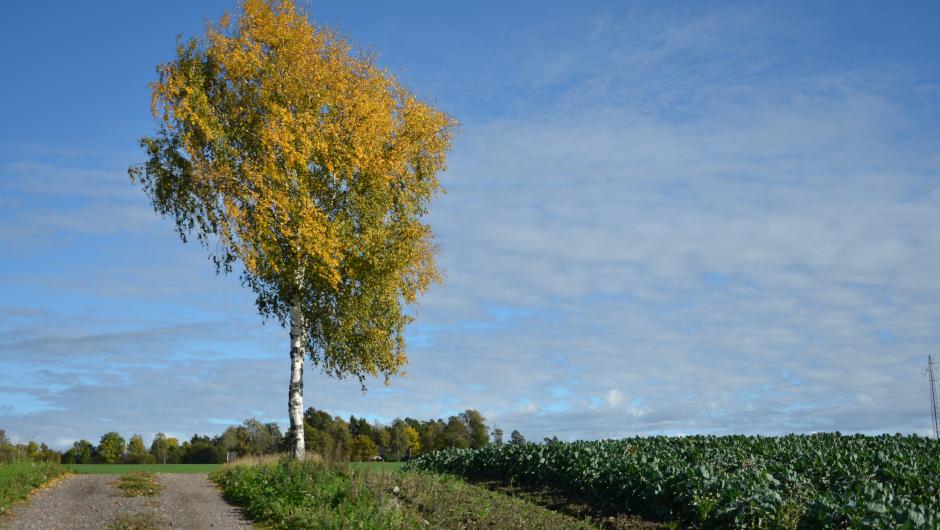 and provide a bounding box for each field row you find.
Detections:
[405,433,940,529]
